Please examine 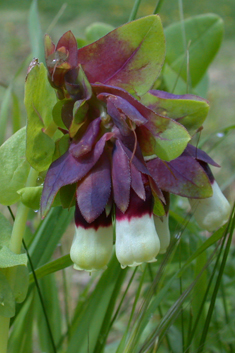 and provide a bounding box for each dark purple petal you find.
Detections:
[41,132,113,217]
[112,140,131,213]
[75,203,112,230]
[185,144,220,167]
[147,155,213,198]
[76,151,111,223]
[116,185,153,221]
[69,117,101,158]
[98,93,147,126]
[130,163,146,201]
